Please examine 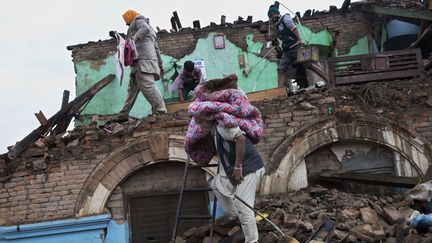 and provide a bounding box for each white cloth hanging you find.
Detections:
[114,32,126,85]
